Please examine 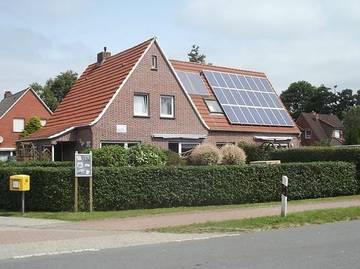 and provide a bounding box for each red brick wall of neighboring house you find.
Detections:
[91,42,208,149]
[205,131,300,147]
[0,90,51,150]
[296,114,318,146]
